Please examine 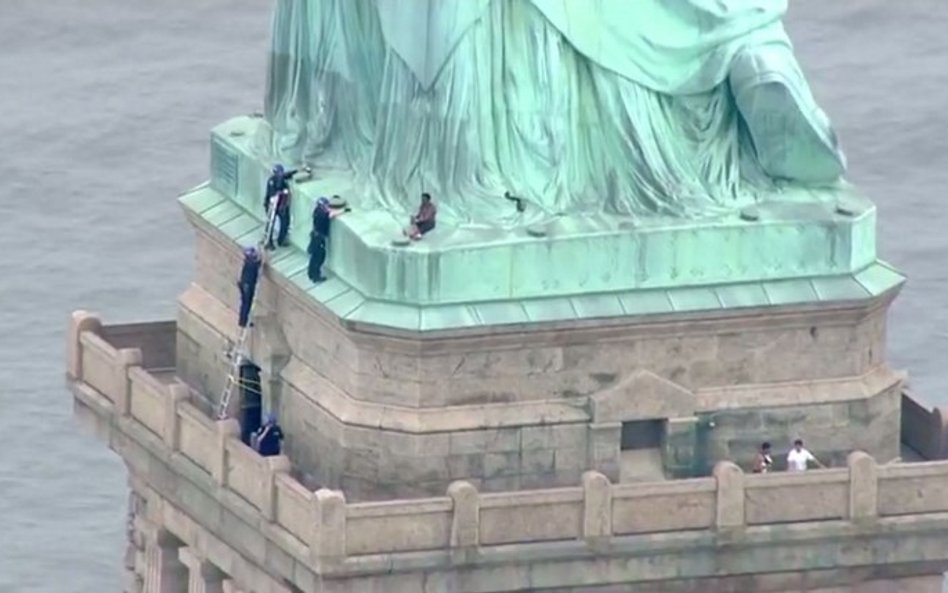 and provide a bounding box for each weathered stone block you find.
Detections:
[341,425,386,451]
[482,475,521,493]
[561,340,639,373]
[554,447,589,474]
[484,452,521,478]
[353,373,423,408]
[588,423,621,477]
[449,428,521,455]
[422,347,565,380]
[399,454,450,483]
[663,417,698,478]
[520,473,559,490]
[447,454,485,479]
[521,424,587,451]
[448,430,489,455]
[520,448,555,474]
[343,449,380,481]
[295,399,343,443]
[761,404,837,429]
[709,410,764,431]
